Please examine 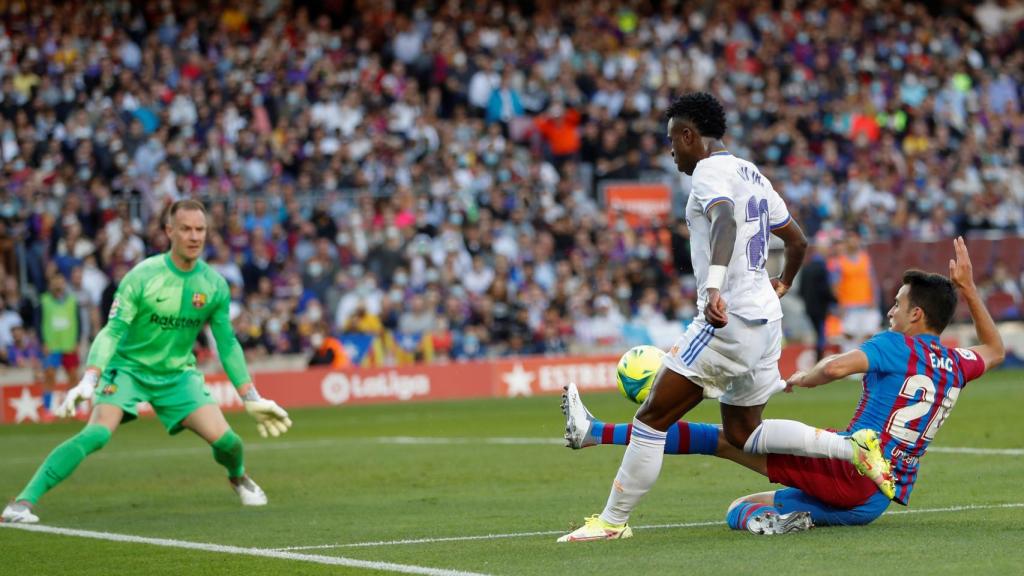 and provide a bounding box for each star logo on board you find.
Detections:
[502,363,535,398]
[9,388,43,423]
